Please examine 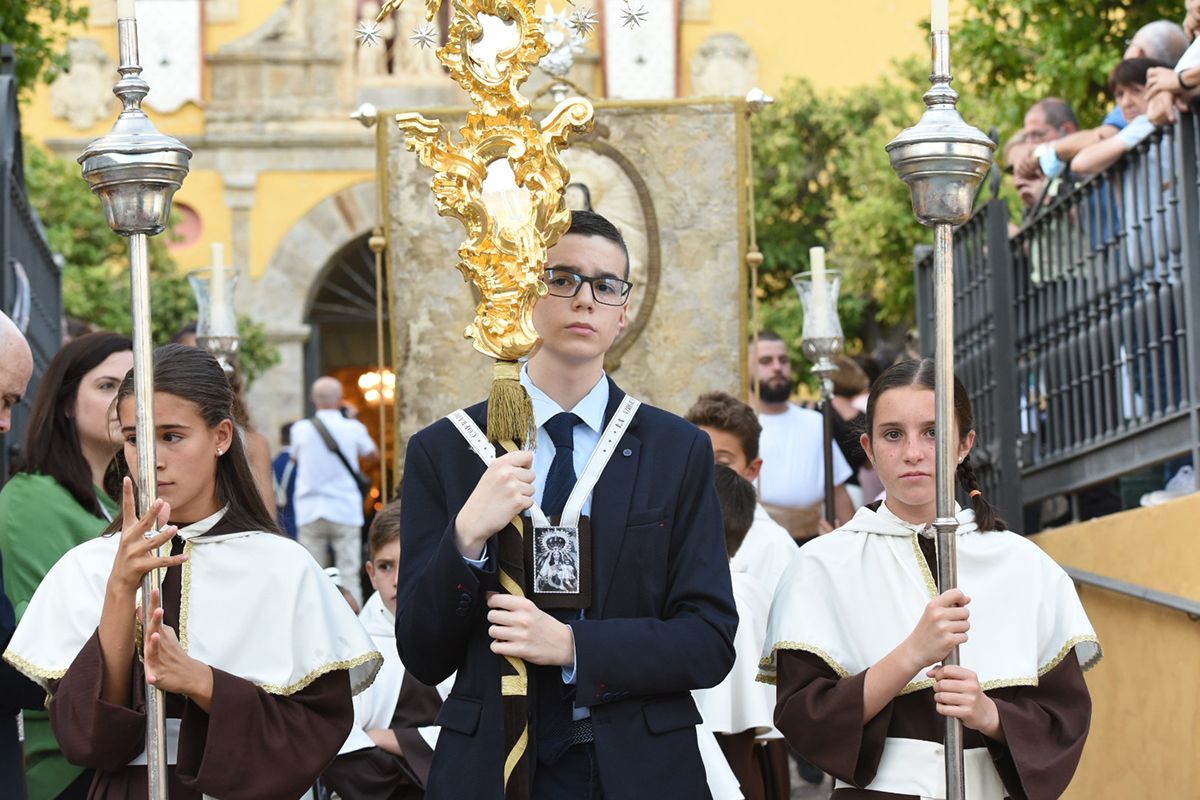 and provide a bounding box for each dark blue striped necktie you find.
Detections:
[541,412,582,520]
